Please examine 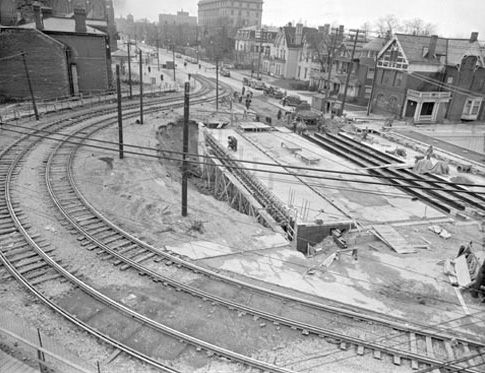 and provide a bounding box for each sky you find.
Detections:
[113,0,485,39]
